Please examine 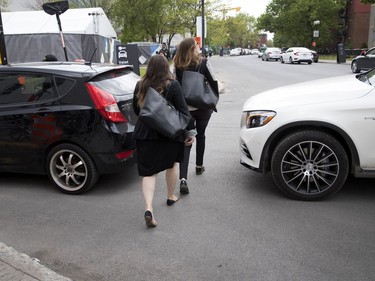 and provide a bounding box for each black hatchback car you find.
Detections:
[0,62,139,194]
